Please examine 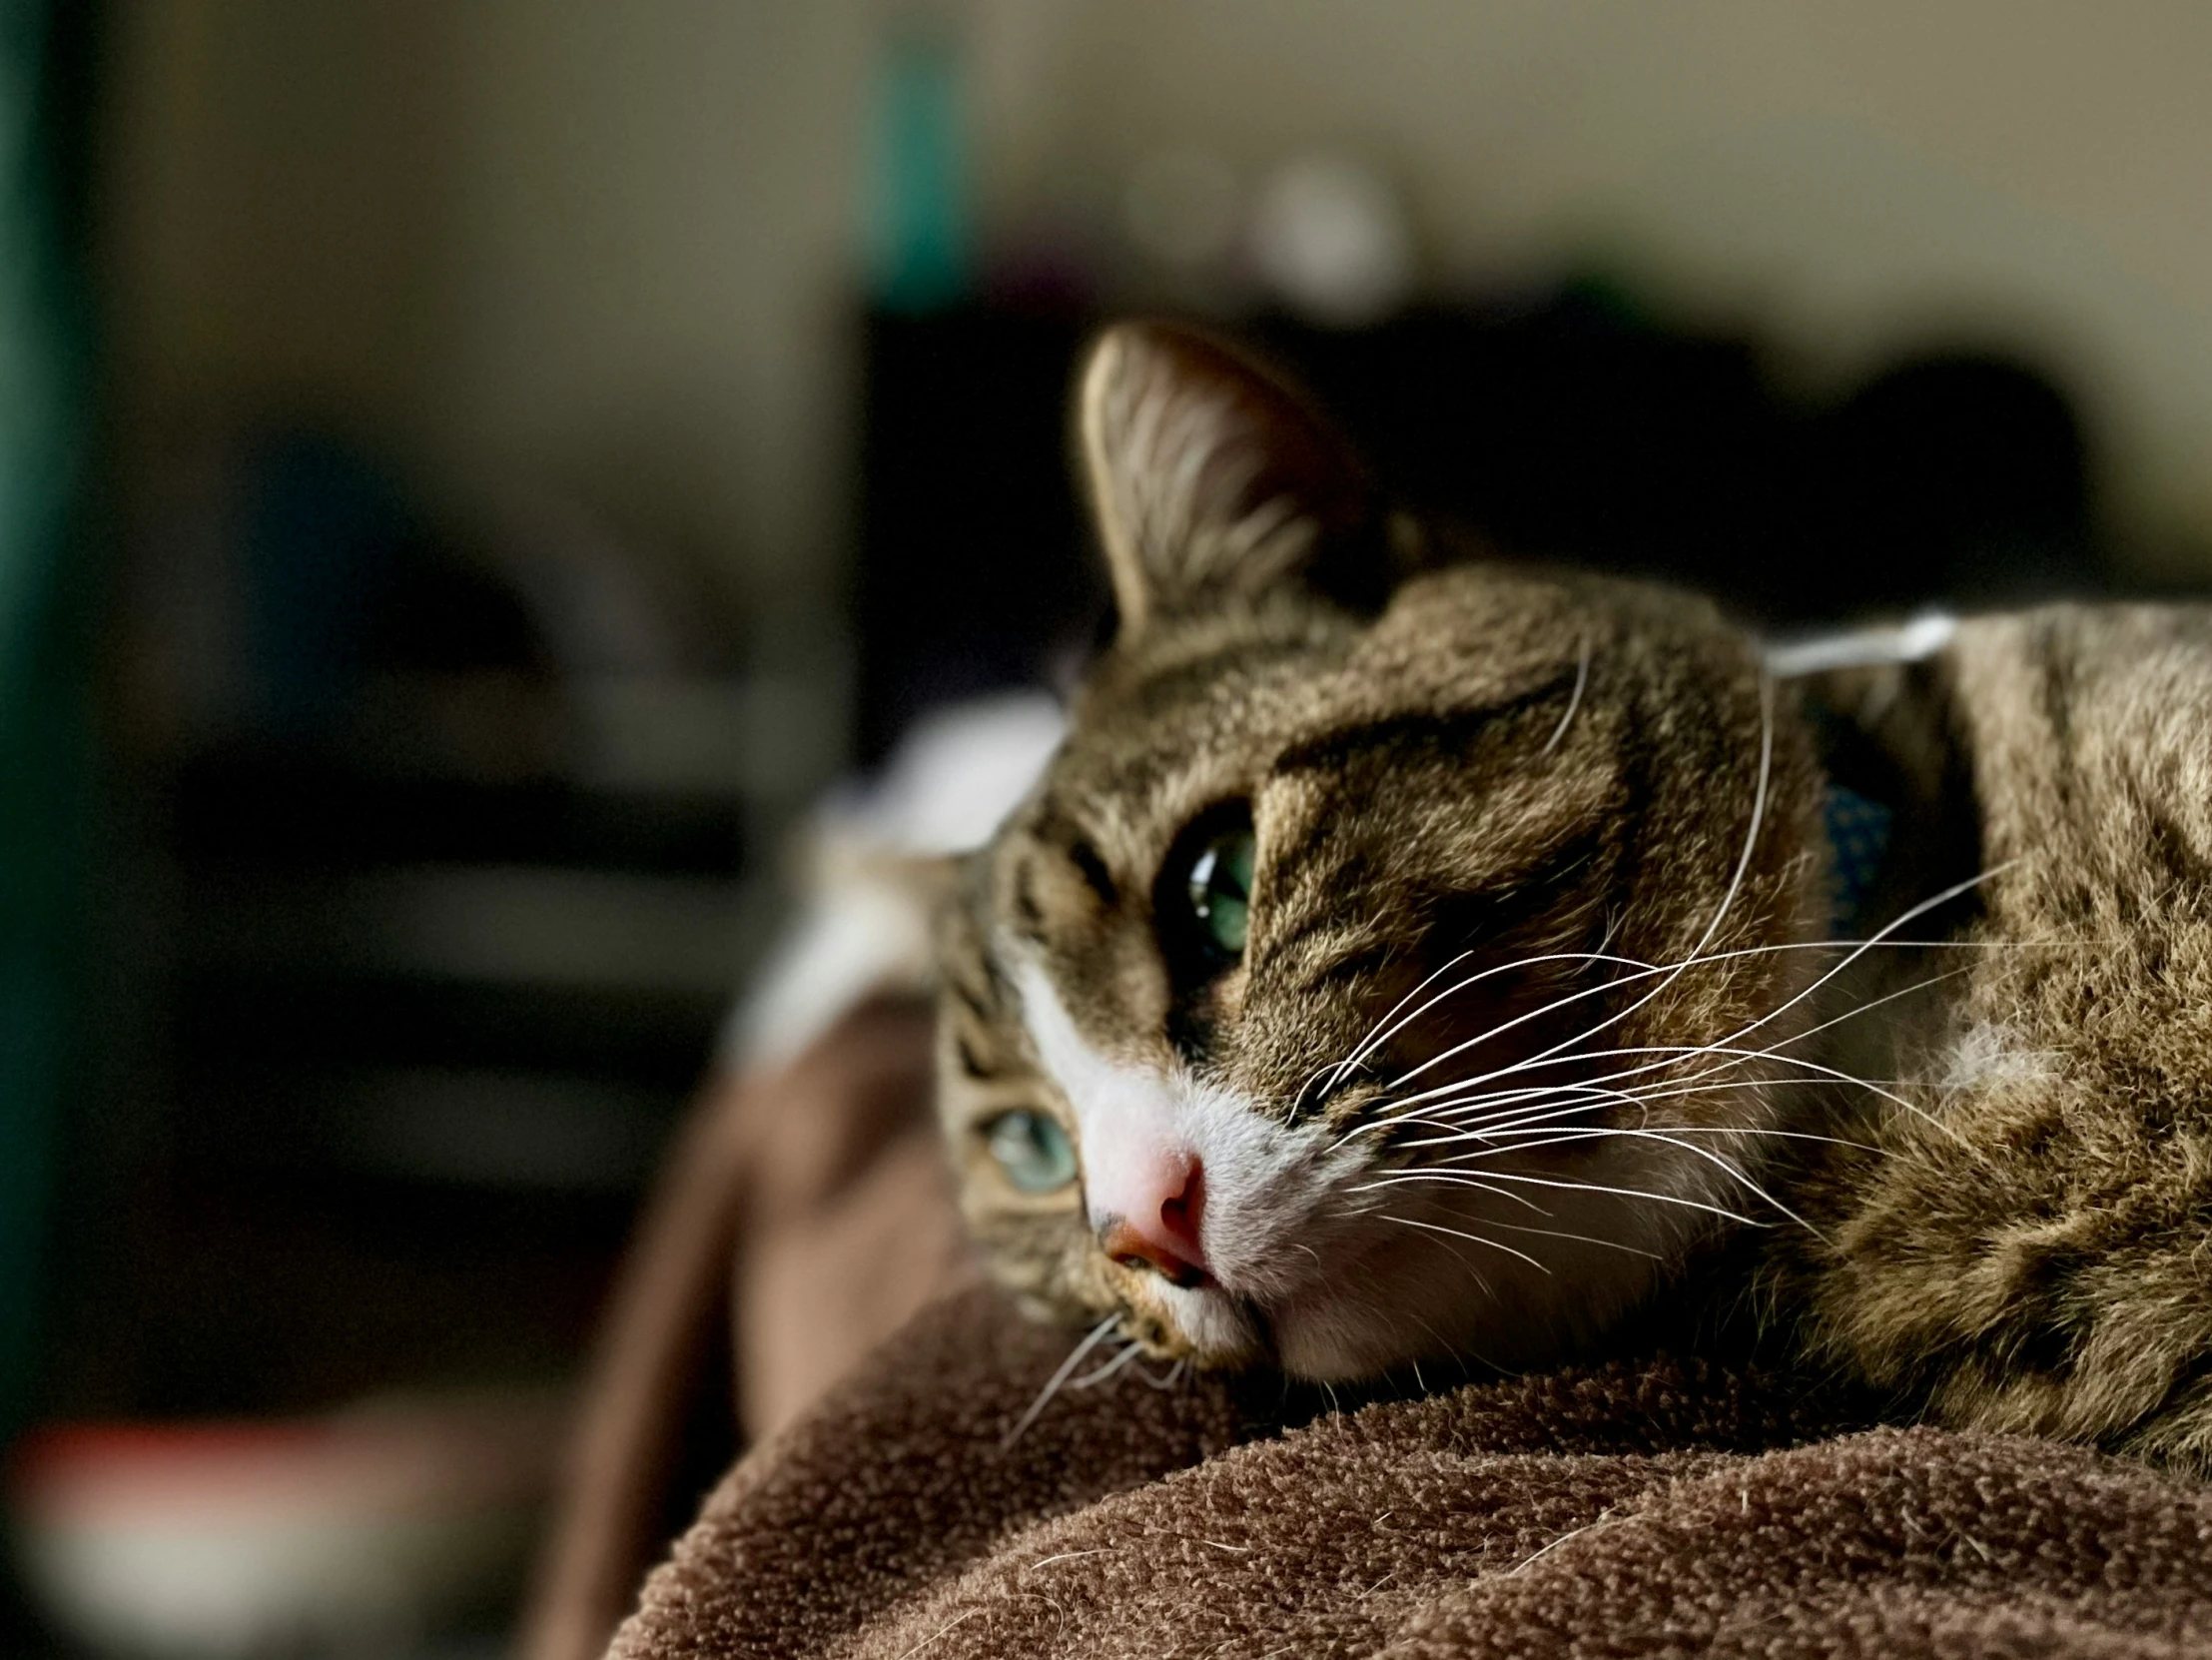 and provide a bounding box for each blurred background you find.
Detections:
[3,1,2211,1653]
